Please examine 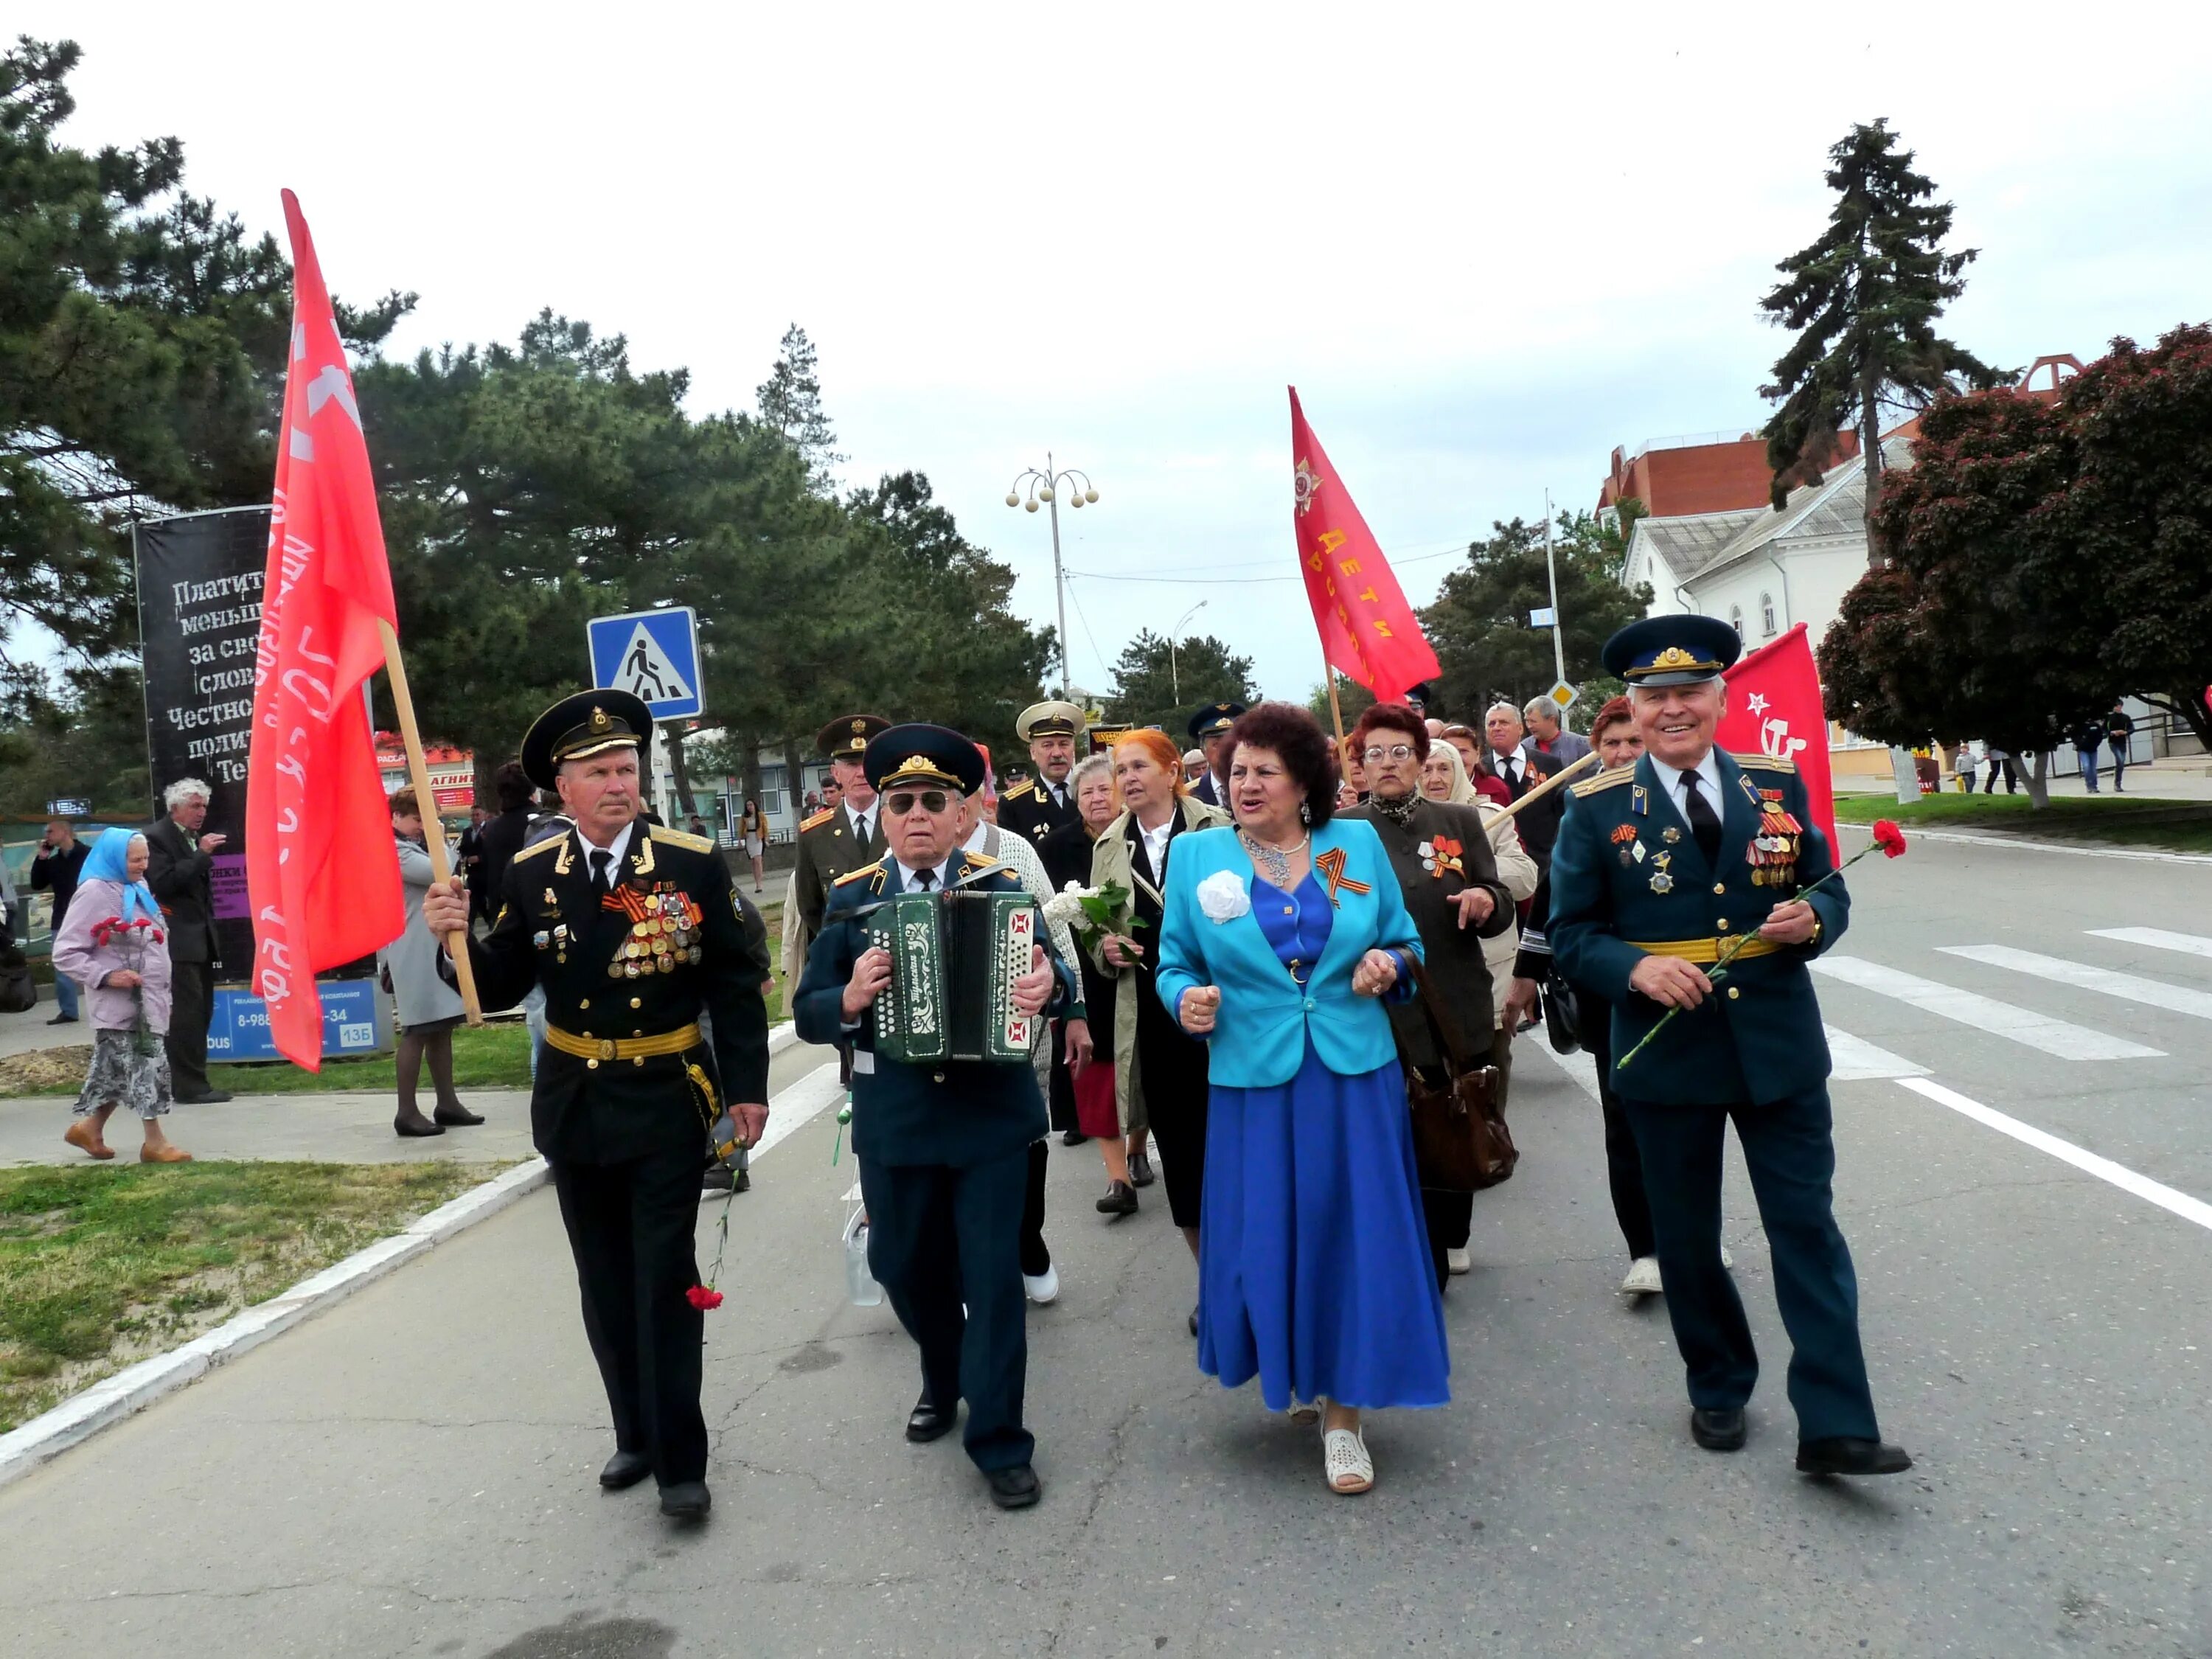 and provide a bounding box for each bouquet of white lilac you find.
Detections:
[1043,880,1139,959]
